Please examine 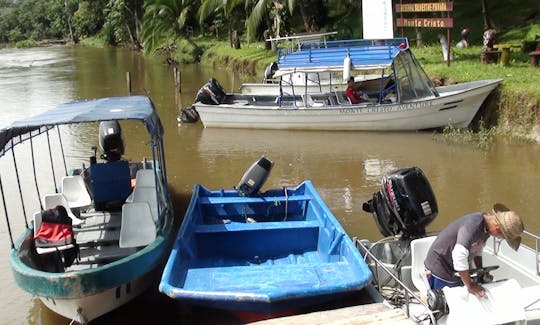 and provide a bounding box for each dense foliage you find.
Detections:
[0,0,538,57]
